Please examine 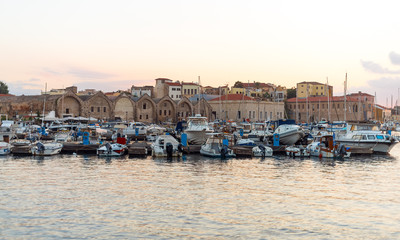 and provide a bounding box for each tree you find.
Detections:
[0,81,9,94]
[287,88,296,99]
[233,81,243,88]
